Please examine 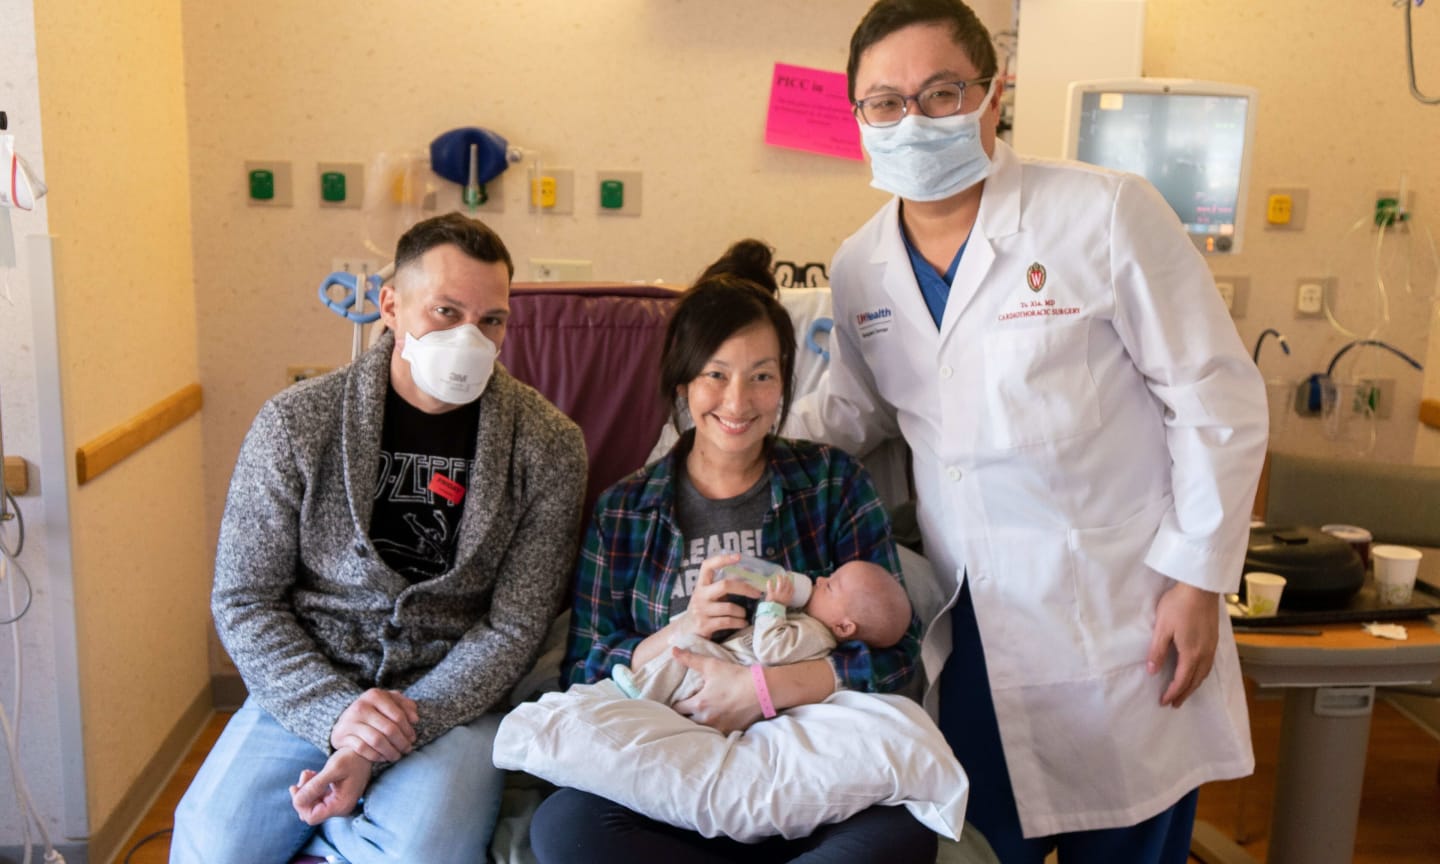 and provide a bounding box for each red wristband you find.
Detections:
[750,663,777,719]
